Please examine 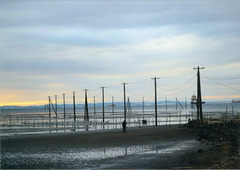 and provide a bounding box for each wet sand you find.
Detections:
[1,125,194,147]
[1,125,238,169]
